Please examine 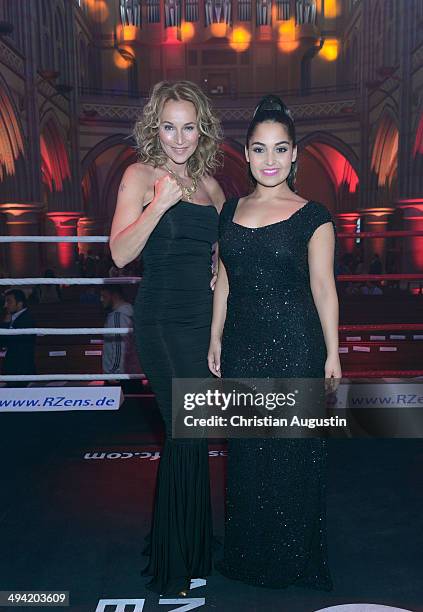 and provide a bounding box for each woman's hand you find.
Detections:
[208,337,221,377]
[210,272,218,291]
[324,353,342,392]
[152,174,183,212]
